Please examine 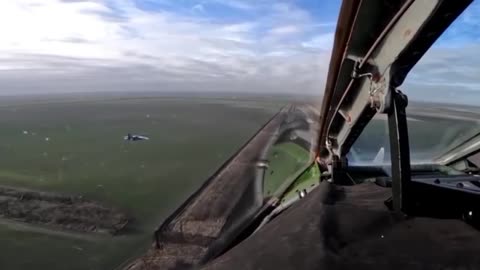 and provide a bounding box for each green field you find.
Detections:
[0,93,284,270]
